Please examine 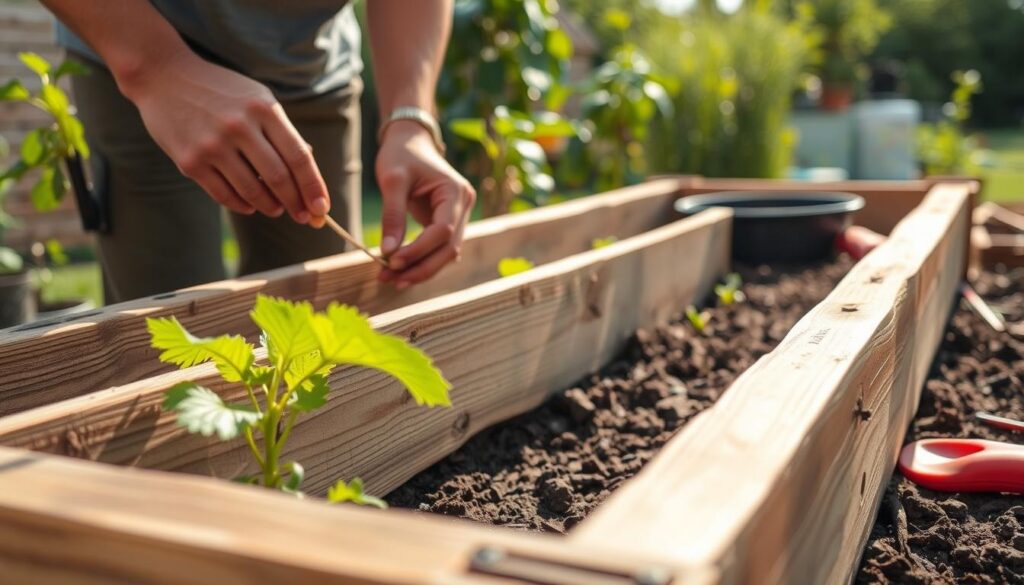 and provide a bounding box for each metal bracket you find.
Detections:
[469,547,672,585]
